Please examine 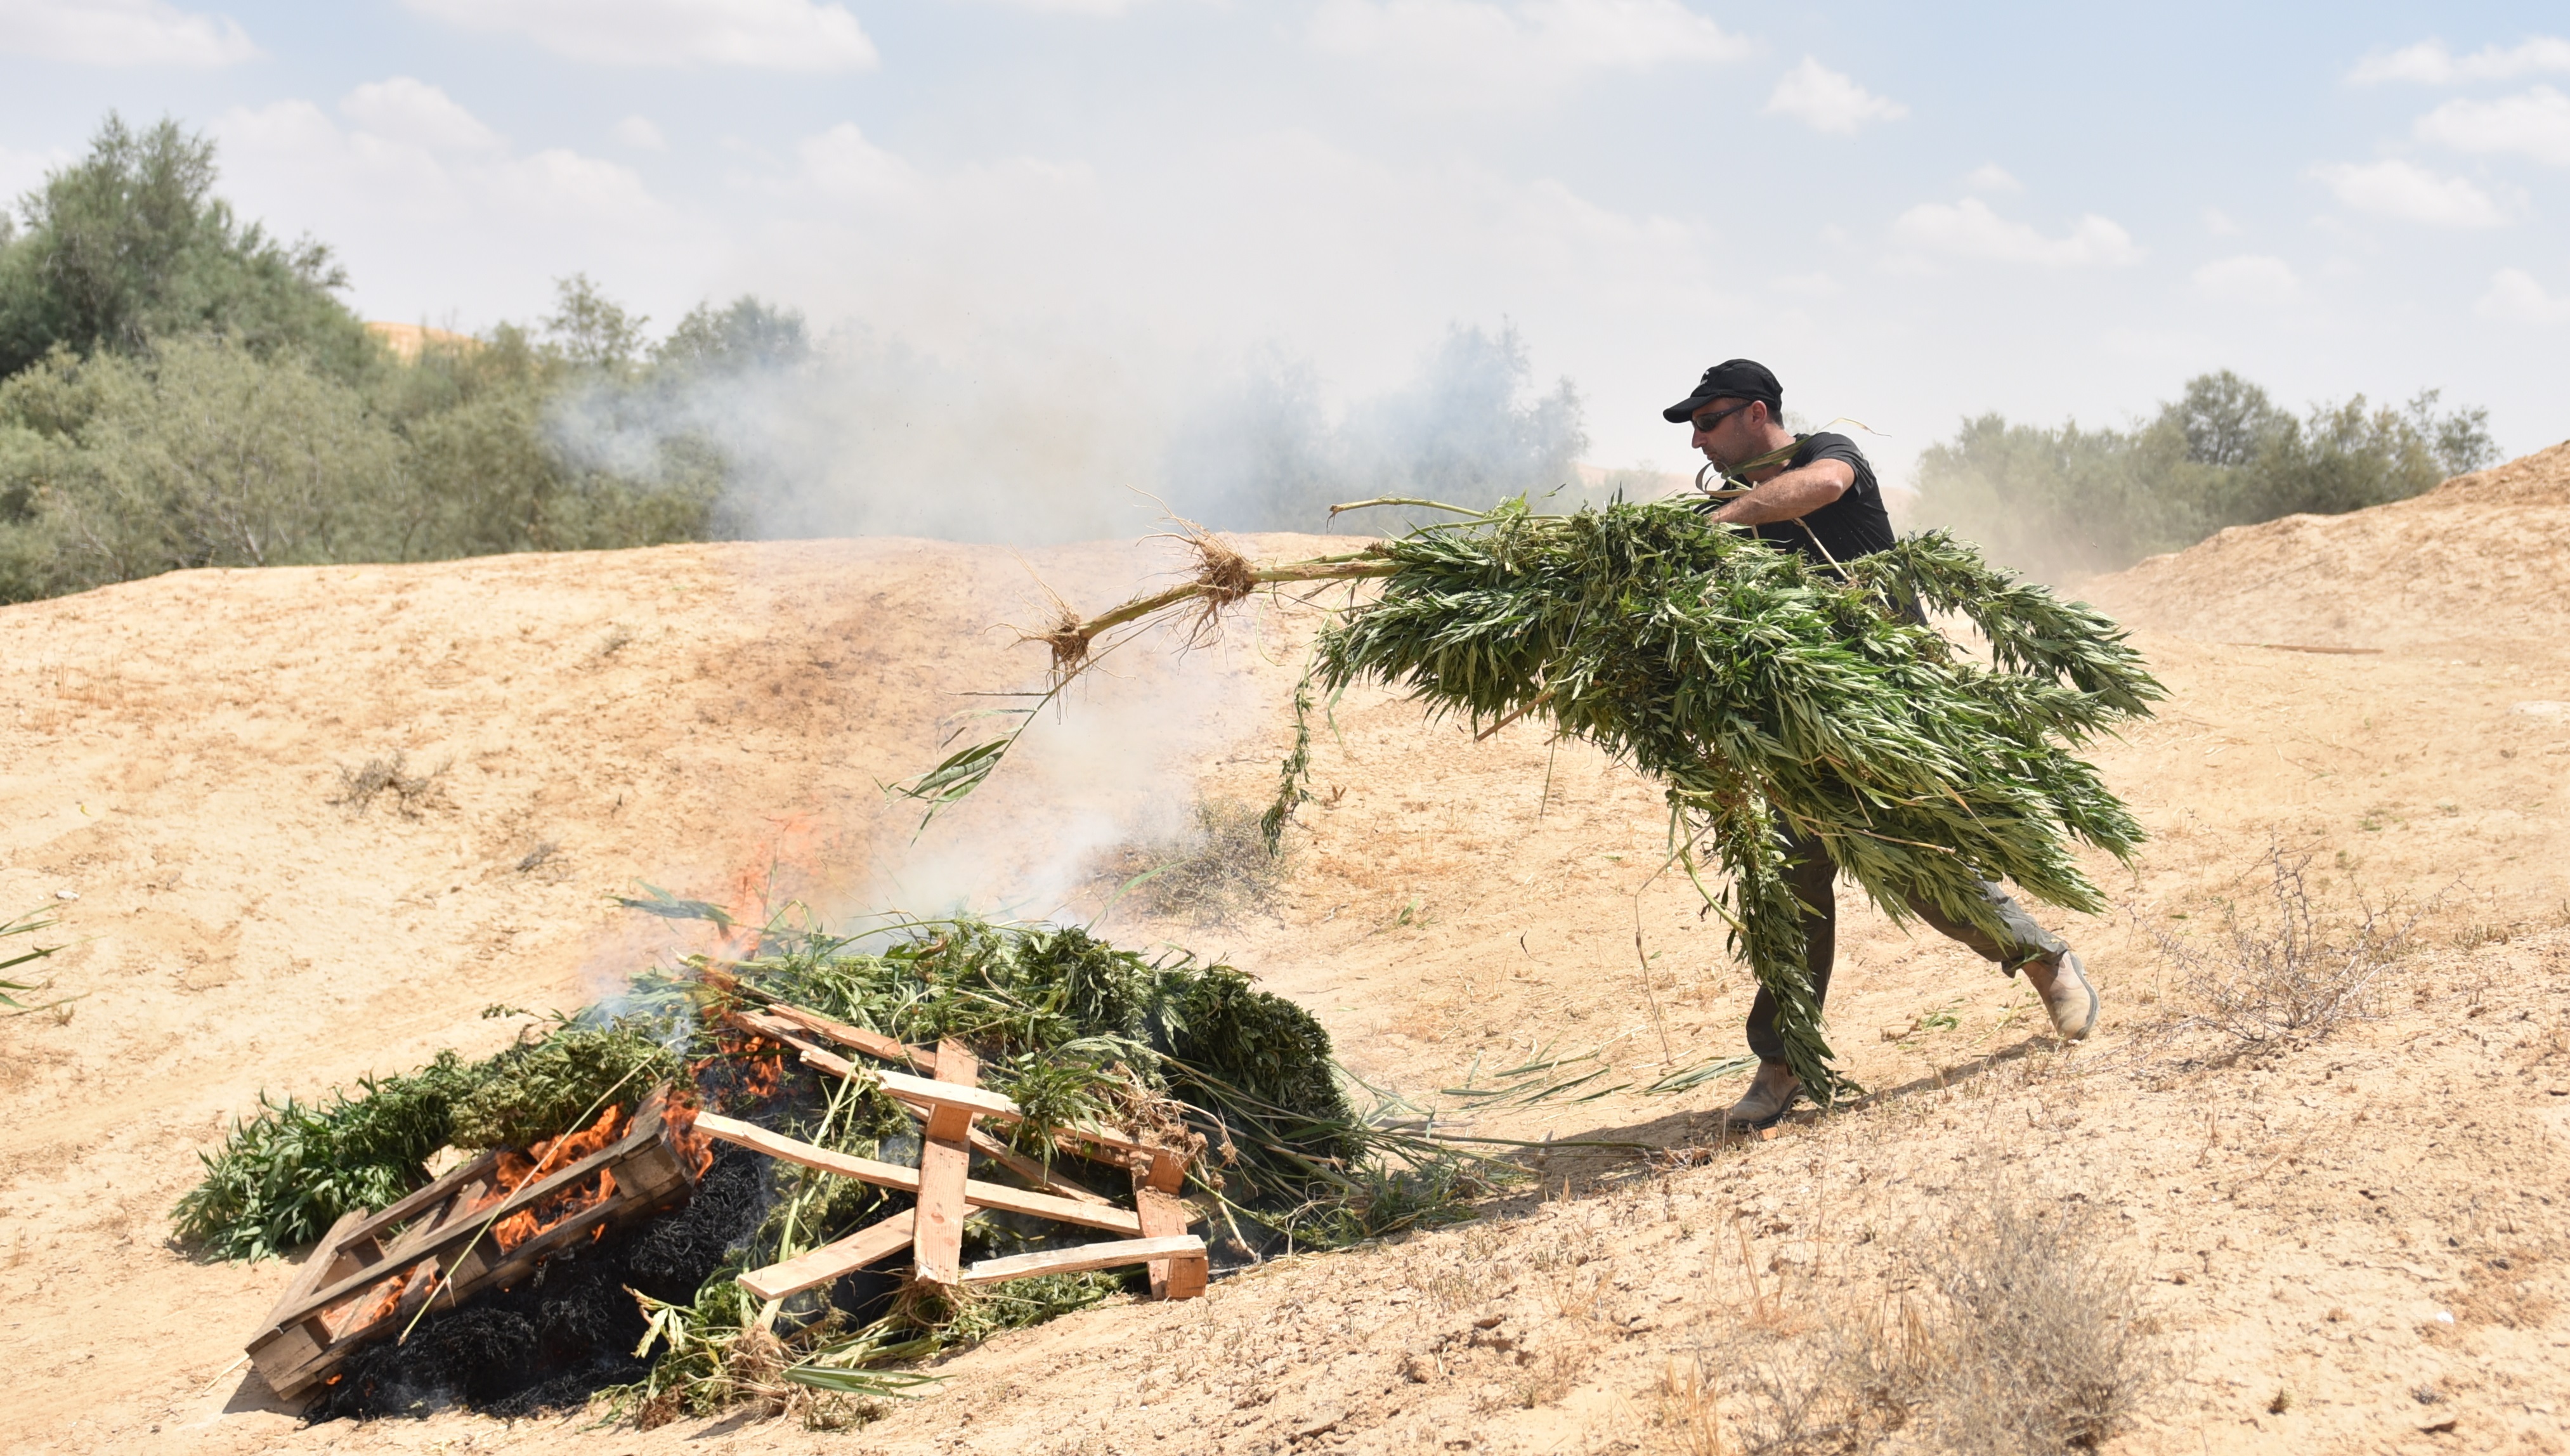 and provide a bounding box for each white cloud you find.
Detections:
[2417,86,2570,166]
[2314,159,2511,227]
[2349,36,2570,85]
[2201,205,2239,235]
[212,92,685,327]
[0,142,73,201]
[0,0,257,67]
[794,123,920,203]
[977,0,1138,11]
[2476,267,2570,323]
[613,115,668,151]
[339,78,505,155]
[1888,197,2141,268]
[1310,0,1749,100]
[1764,57,1907,135]
[401,0,877,70]
[2191,254,2300,305]
[1962,163,2020,193]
